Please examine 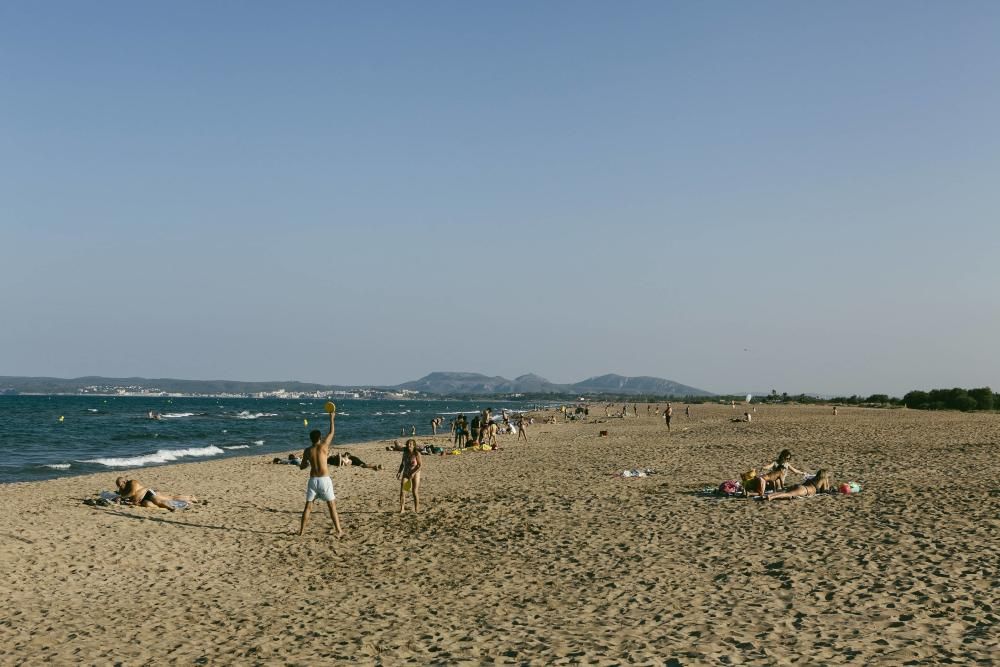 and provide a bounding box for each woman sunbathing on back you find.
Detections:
[766,469,832,500]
